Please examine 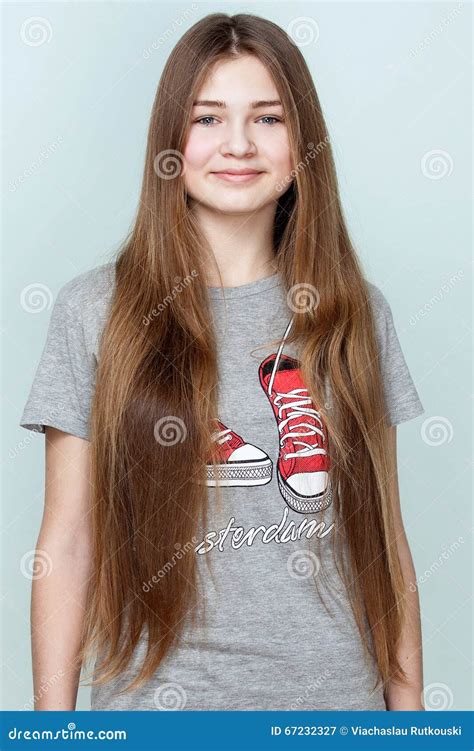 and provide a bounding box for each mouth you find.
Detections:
[210,170,264,184]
